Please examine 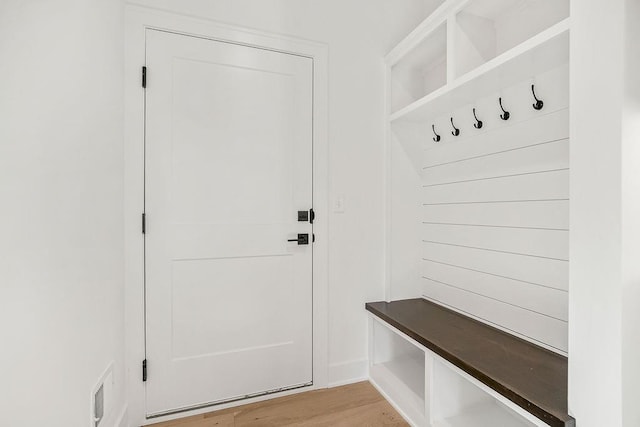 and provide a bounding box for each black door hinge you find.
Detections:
[142,359,147,382]
[142,213,146,234]
[142,66,147,88]
[309,208,315,224]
